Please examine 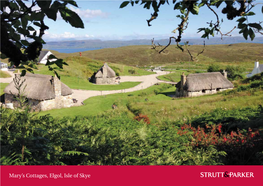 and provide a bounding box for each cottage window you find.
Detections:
[202,89,206,93]
[216,88,221,92]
